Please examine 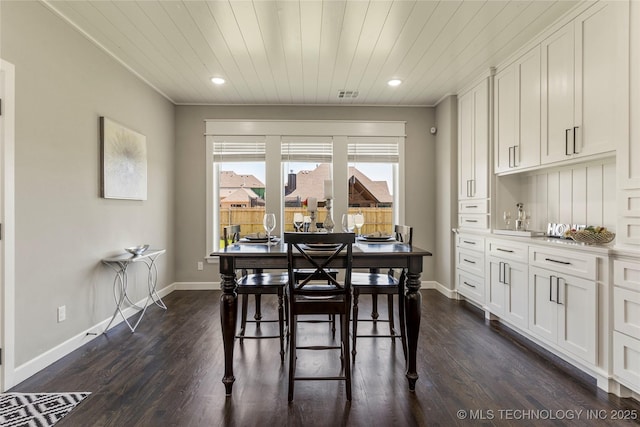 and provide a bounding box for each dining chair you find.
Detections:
[285,232,355,401]
[223,225,288,362]
[351,224,412,362]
